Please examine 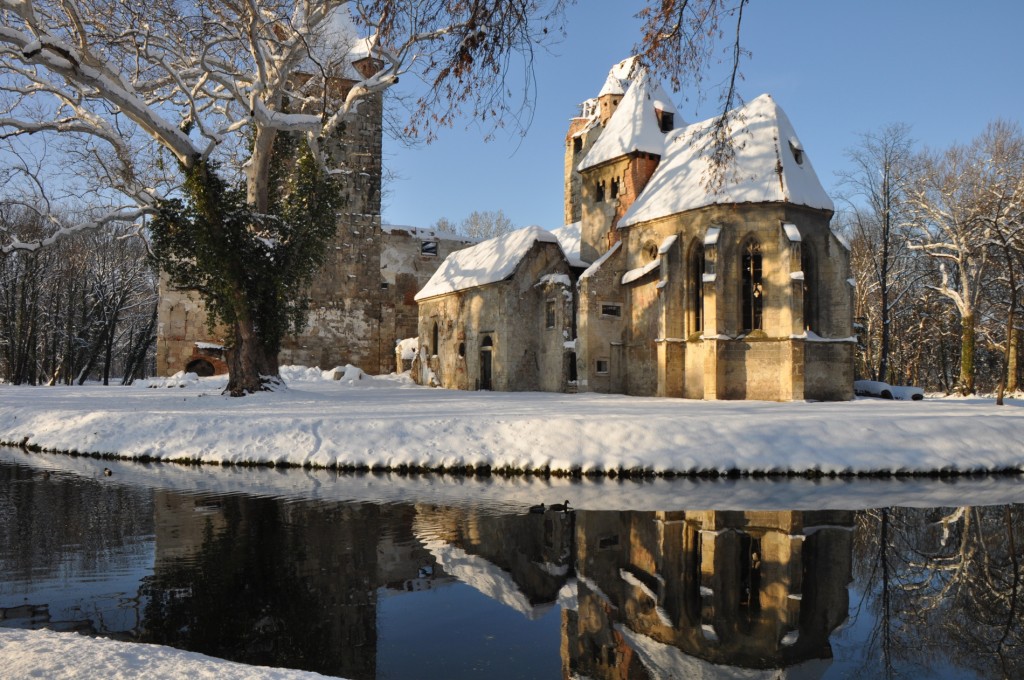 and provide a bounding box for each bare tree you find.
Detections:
[906,141,994,395]
[967,122,1024,404]
[434,209,514,240]
[838,124,919,383]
